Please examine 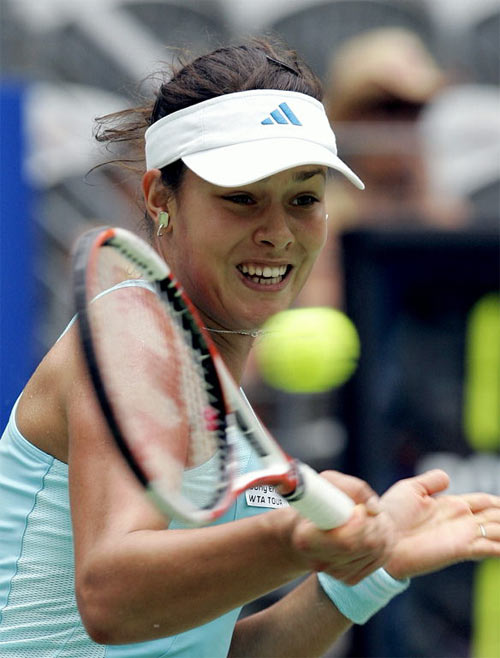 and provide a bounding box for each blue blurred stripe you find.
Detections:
[0,82,37,429]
